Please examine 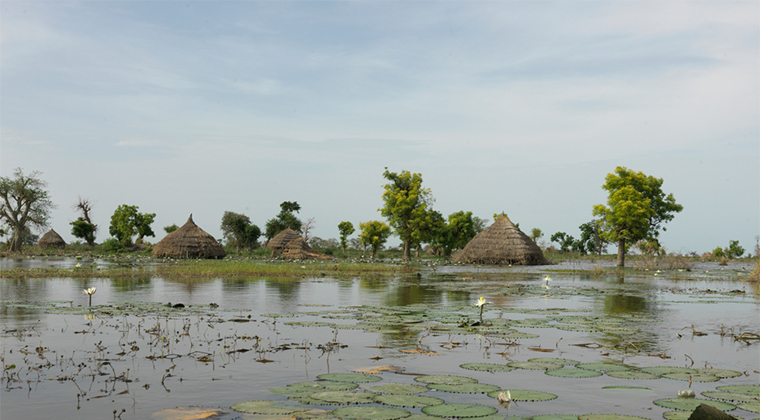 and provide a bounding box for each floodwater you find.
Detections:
[1,261,758,420]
